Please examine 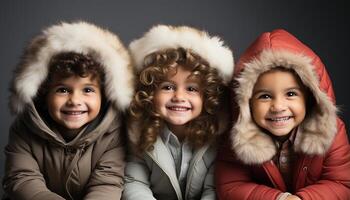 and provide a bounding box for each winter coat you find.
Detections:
[4,103,125,200]
[123,132,217,200]
[3,21,134,200]
[215,29,350,199]
[122,24,235,200]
